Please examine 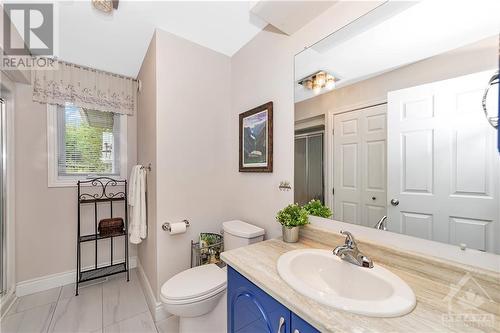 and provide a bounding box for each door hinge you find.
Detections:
[332,187,335,195]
